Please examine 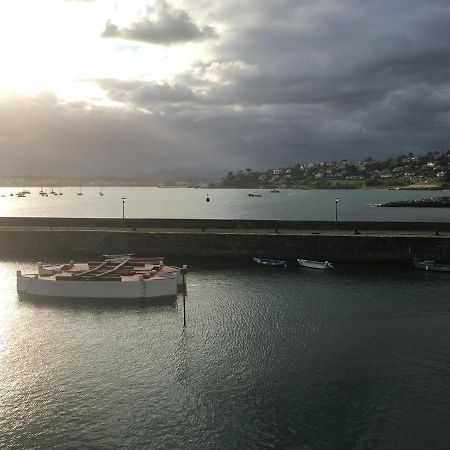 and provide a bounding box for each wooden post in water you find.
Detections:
[122,197,126,227]
[181,265,187,327]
